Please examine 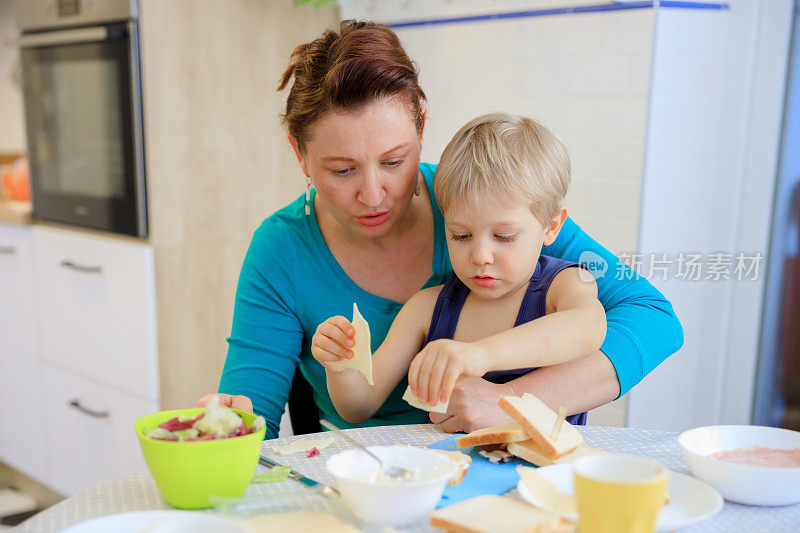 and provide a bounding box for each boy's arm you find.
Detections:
[480,267,606,369]
[407,269,605,407]
[320,288,437,424]
[430,352,620,432]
